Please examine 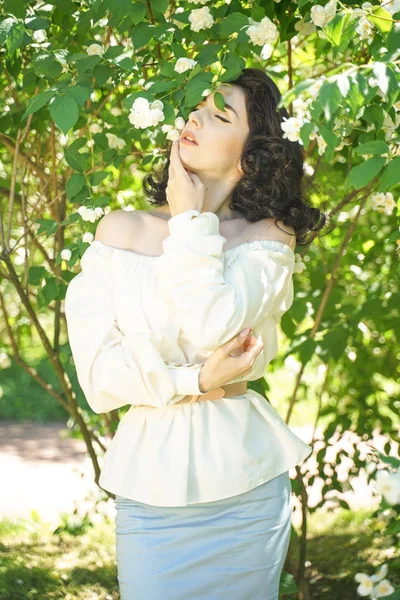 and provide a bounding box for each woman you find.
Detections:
[65,68,328,599]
